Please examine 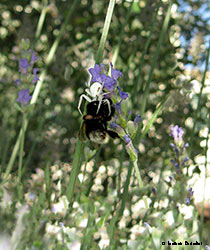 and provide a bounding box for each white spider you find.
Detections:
[78,81,111,115]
